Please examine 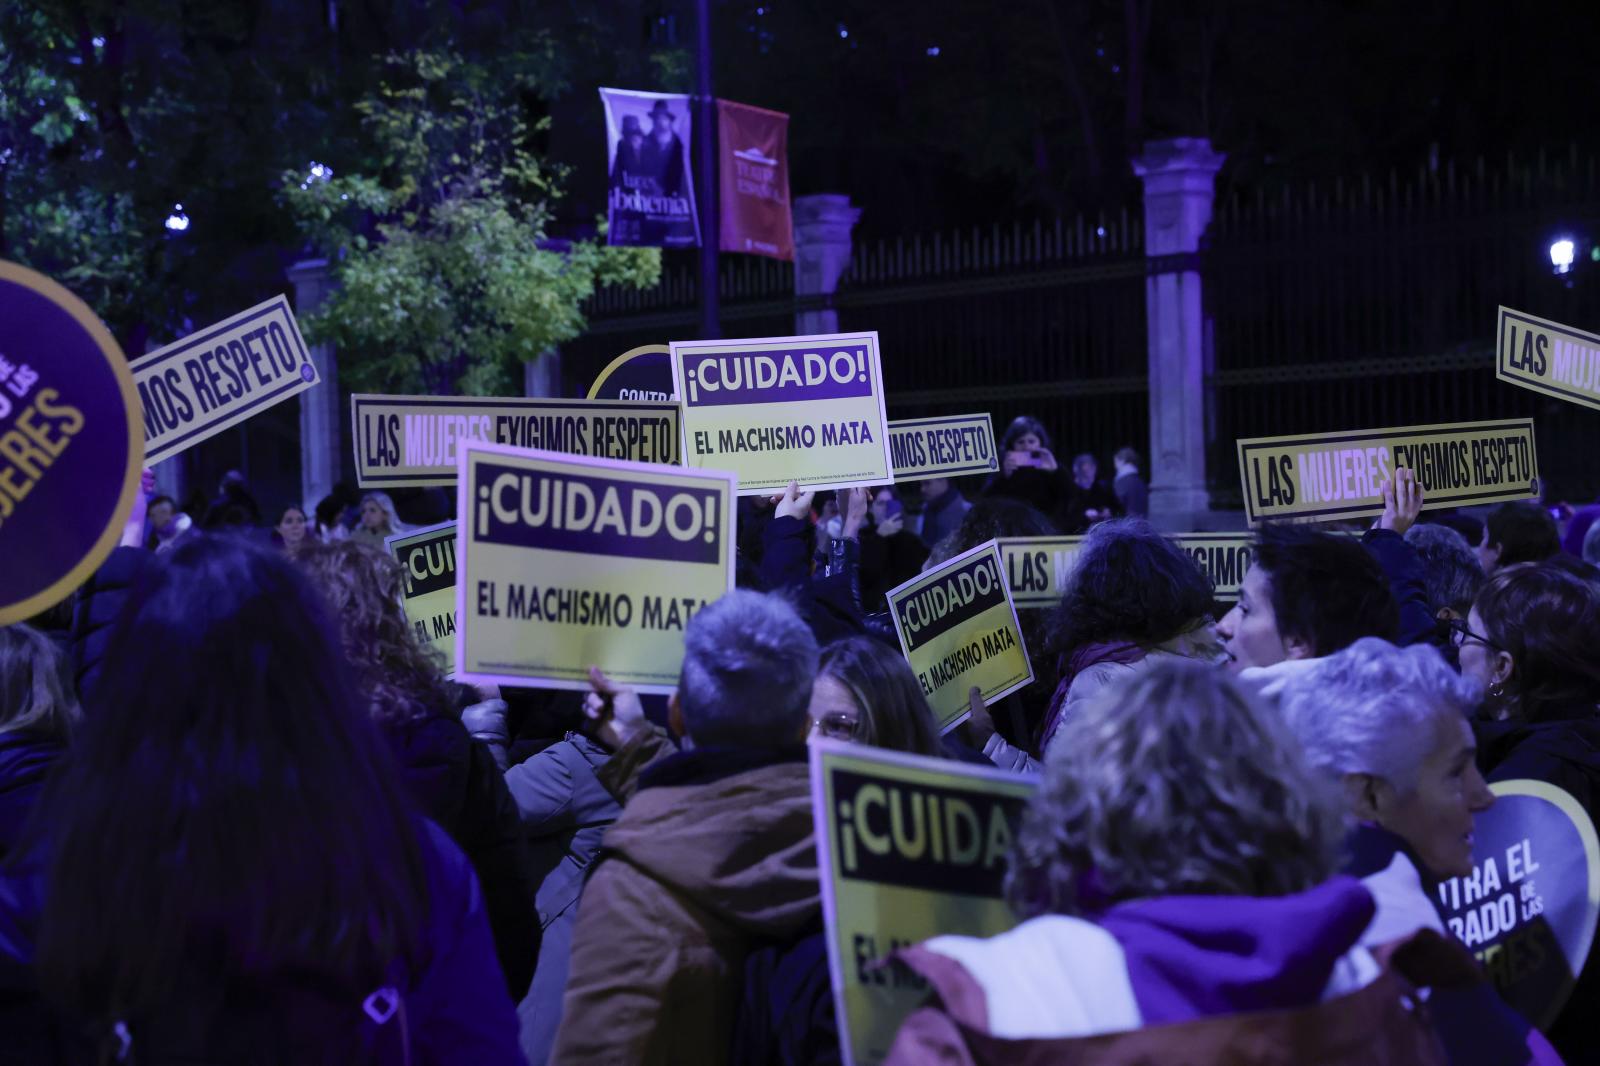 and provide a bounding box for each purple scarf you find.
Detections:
[1035,640,1148,752]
